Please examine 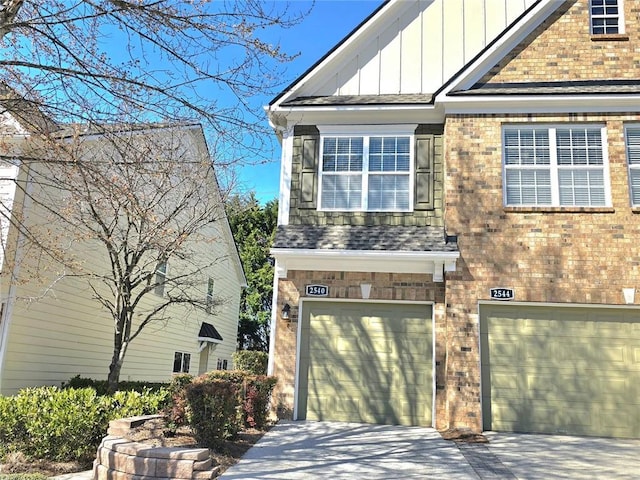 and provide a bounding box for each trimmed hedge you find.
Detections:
[165,370,277,448]
[0,386,169,463]
[61,375,168,395]
[232,350,268,375]
[185,378,240,448]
